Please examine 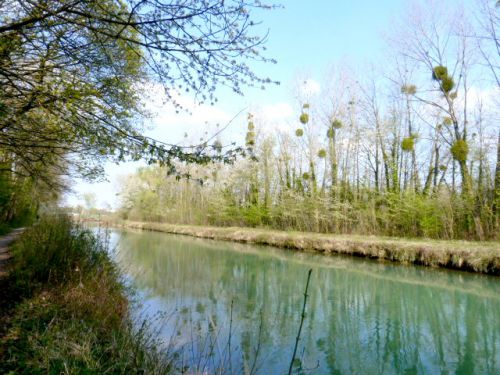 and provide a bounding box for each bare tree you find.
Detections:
[475,0,500,87]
